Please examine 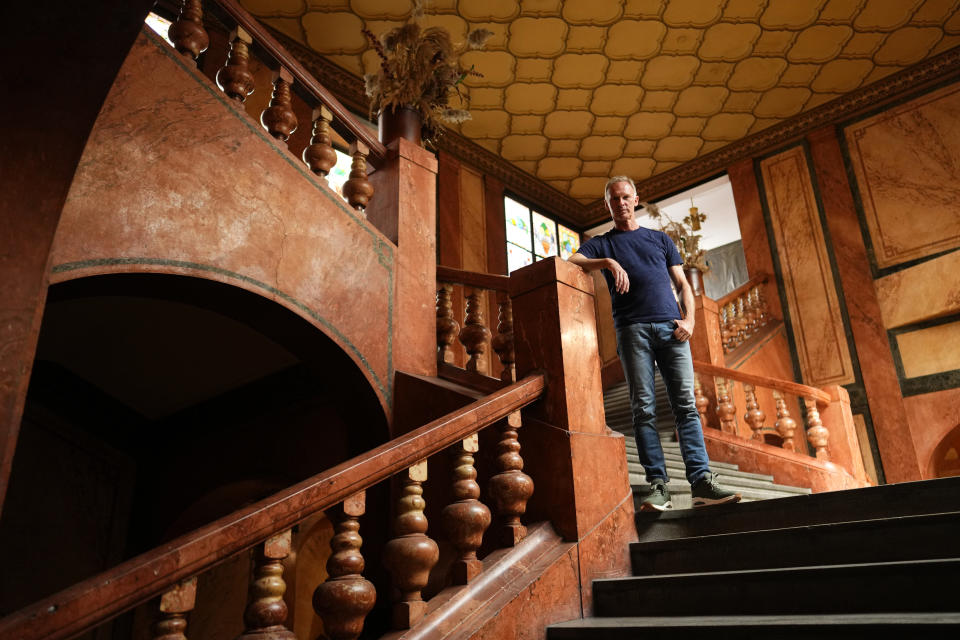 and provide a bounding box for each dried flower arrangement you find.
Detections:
[643,201,710,273]
[363,0,492,142]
